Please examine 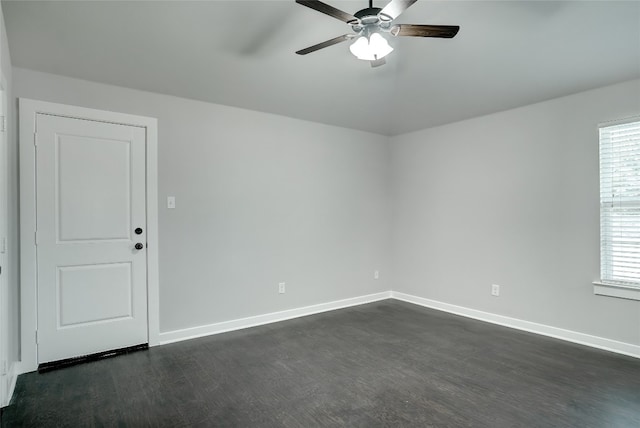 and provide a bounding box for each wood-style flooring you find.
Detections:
[1,300,639,427]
